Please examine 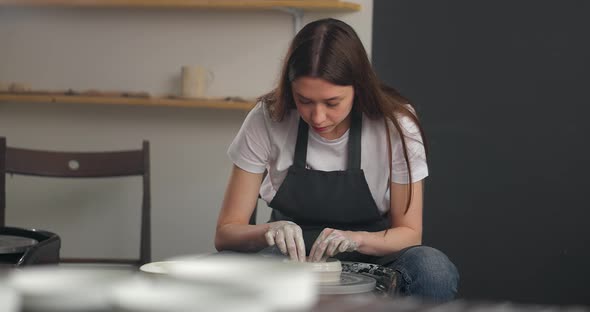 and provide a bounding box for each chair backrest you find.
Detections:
[0,137,151,266]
